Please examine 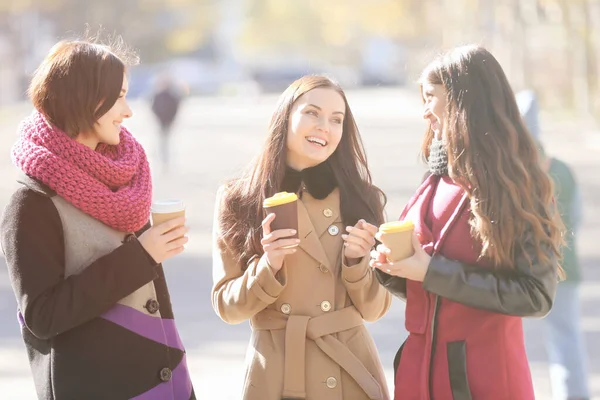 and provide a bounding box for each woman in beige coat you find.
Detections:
[212,75,391,400]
